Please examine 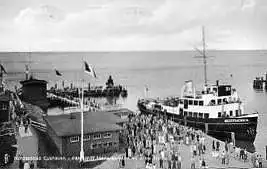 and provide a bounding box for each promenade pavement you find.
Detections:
[5,125,39,169]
